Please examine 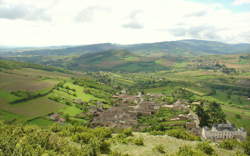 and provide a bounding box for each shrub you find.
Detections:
[166,129,200,141]
[235,114,242,119]
[176,146,206,156]
[219,139,238,150]
[149,131,165,136]
[242,140,250,155]
[113,135,134,145]
[196,142,215,155]
[108,151,130,156]
[122,128,133,137]
[72,132,95,144]
[234,151,248,156]
[100,141,111,154]
[133,137,144,146]
[152,144,166,154]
